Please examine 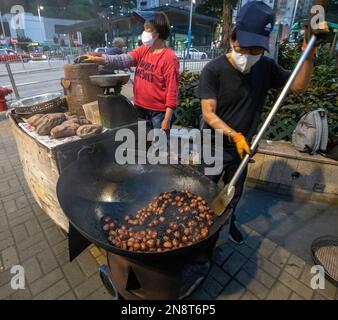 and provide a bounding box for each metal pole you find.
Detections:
[291,0,300,30]
[330,30,337,56]
[37,6,45,42]
[5,62,20,100]
[227,35,317,192]
[186,0,194,59]
[0,11,6,38]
